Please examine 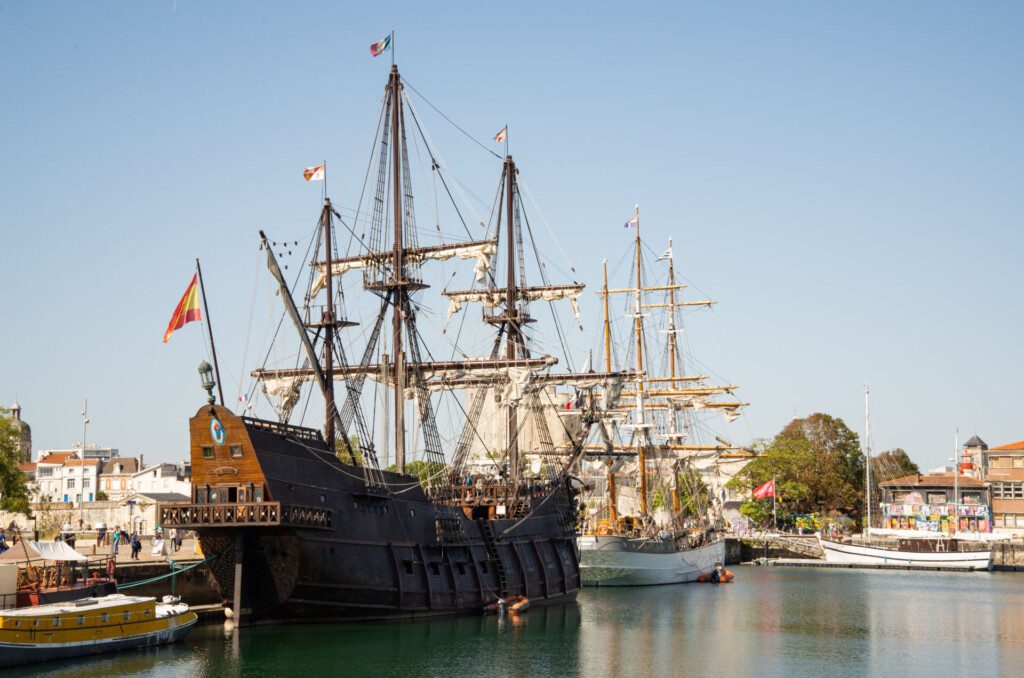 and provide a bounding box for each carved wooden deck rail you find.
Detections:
[158,501,332,530]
